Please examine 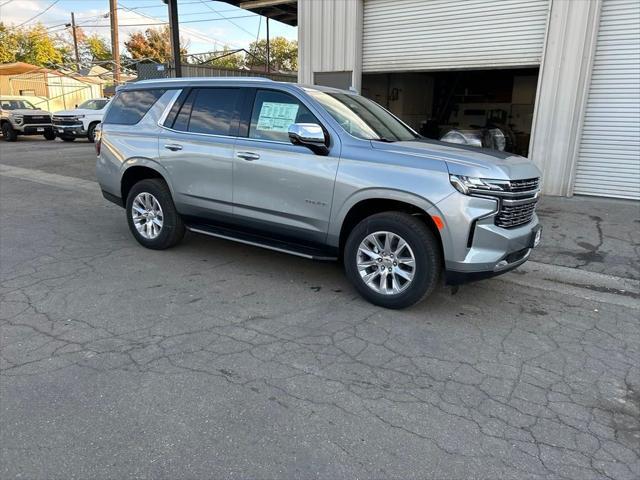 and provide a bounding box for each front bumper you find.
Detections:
[16,124,54,135]
[428,192,541,285]
[54,124,86,137]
